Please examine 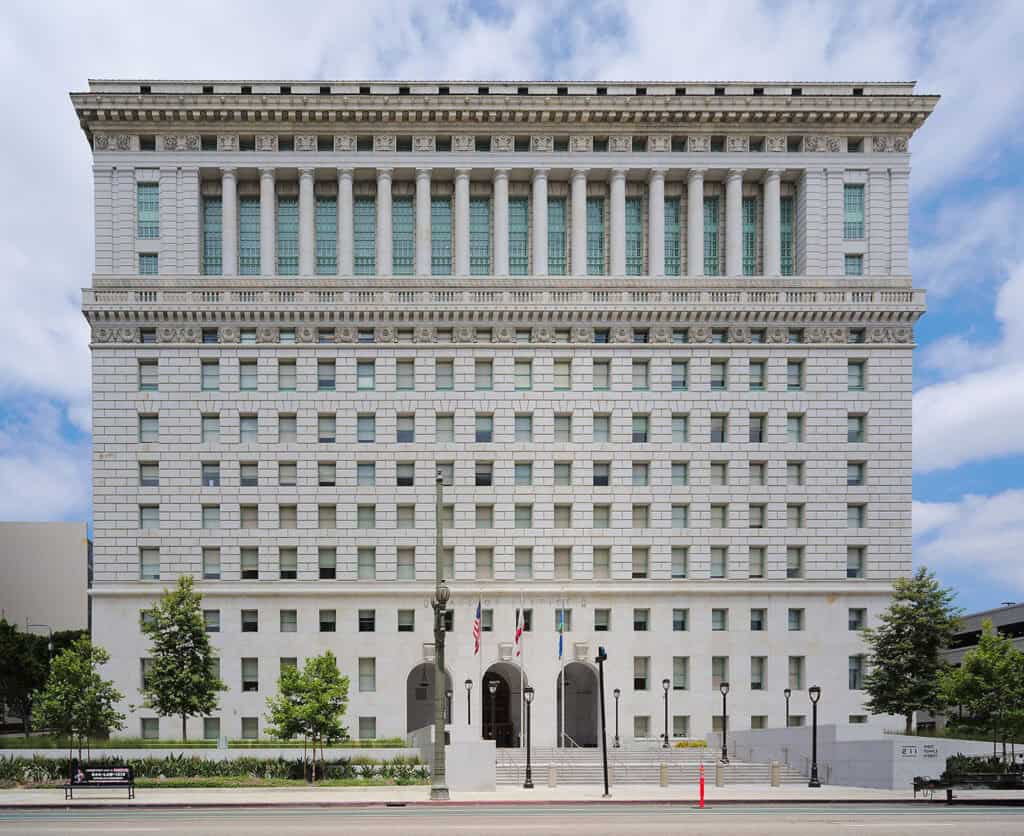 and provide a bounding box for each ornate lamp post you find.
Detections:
[612,688,621,748]
[465,678,473,726]
[784,687,792,728]
[523,685,535,789]
[719,681,730,764]
[595,646,610,798]
[808,685,822,788]
[446,689,453,725]
[487,678,498,741]
[661,678,670,748]
[430,472,450,801]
